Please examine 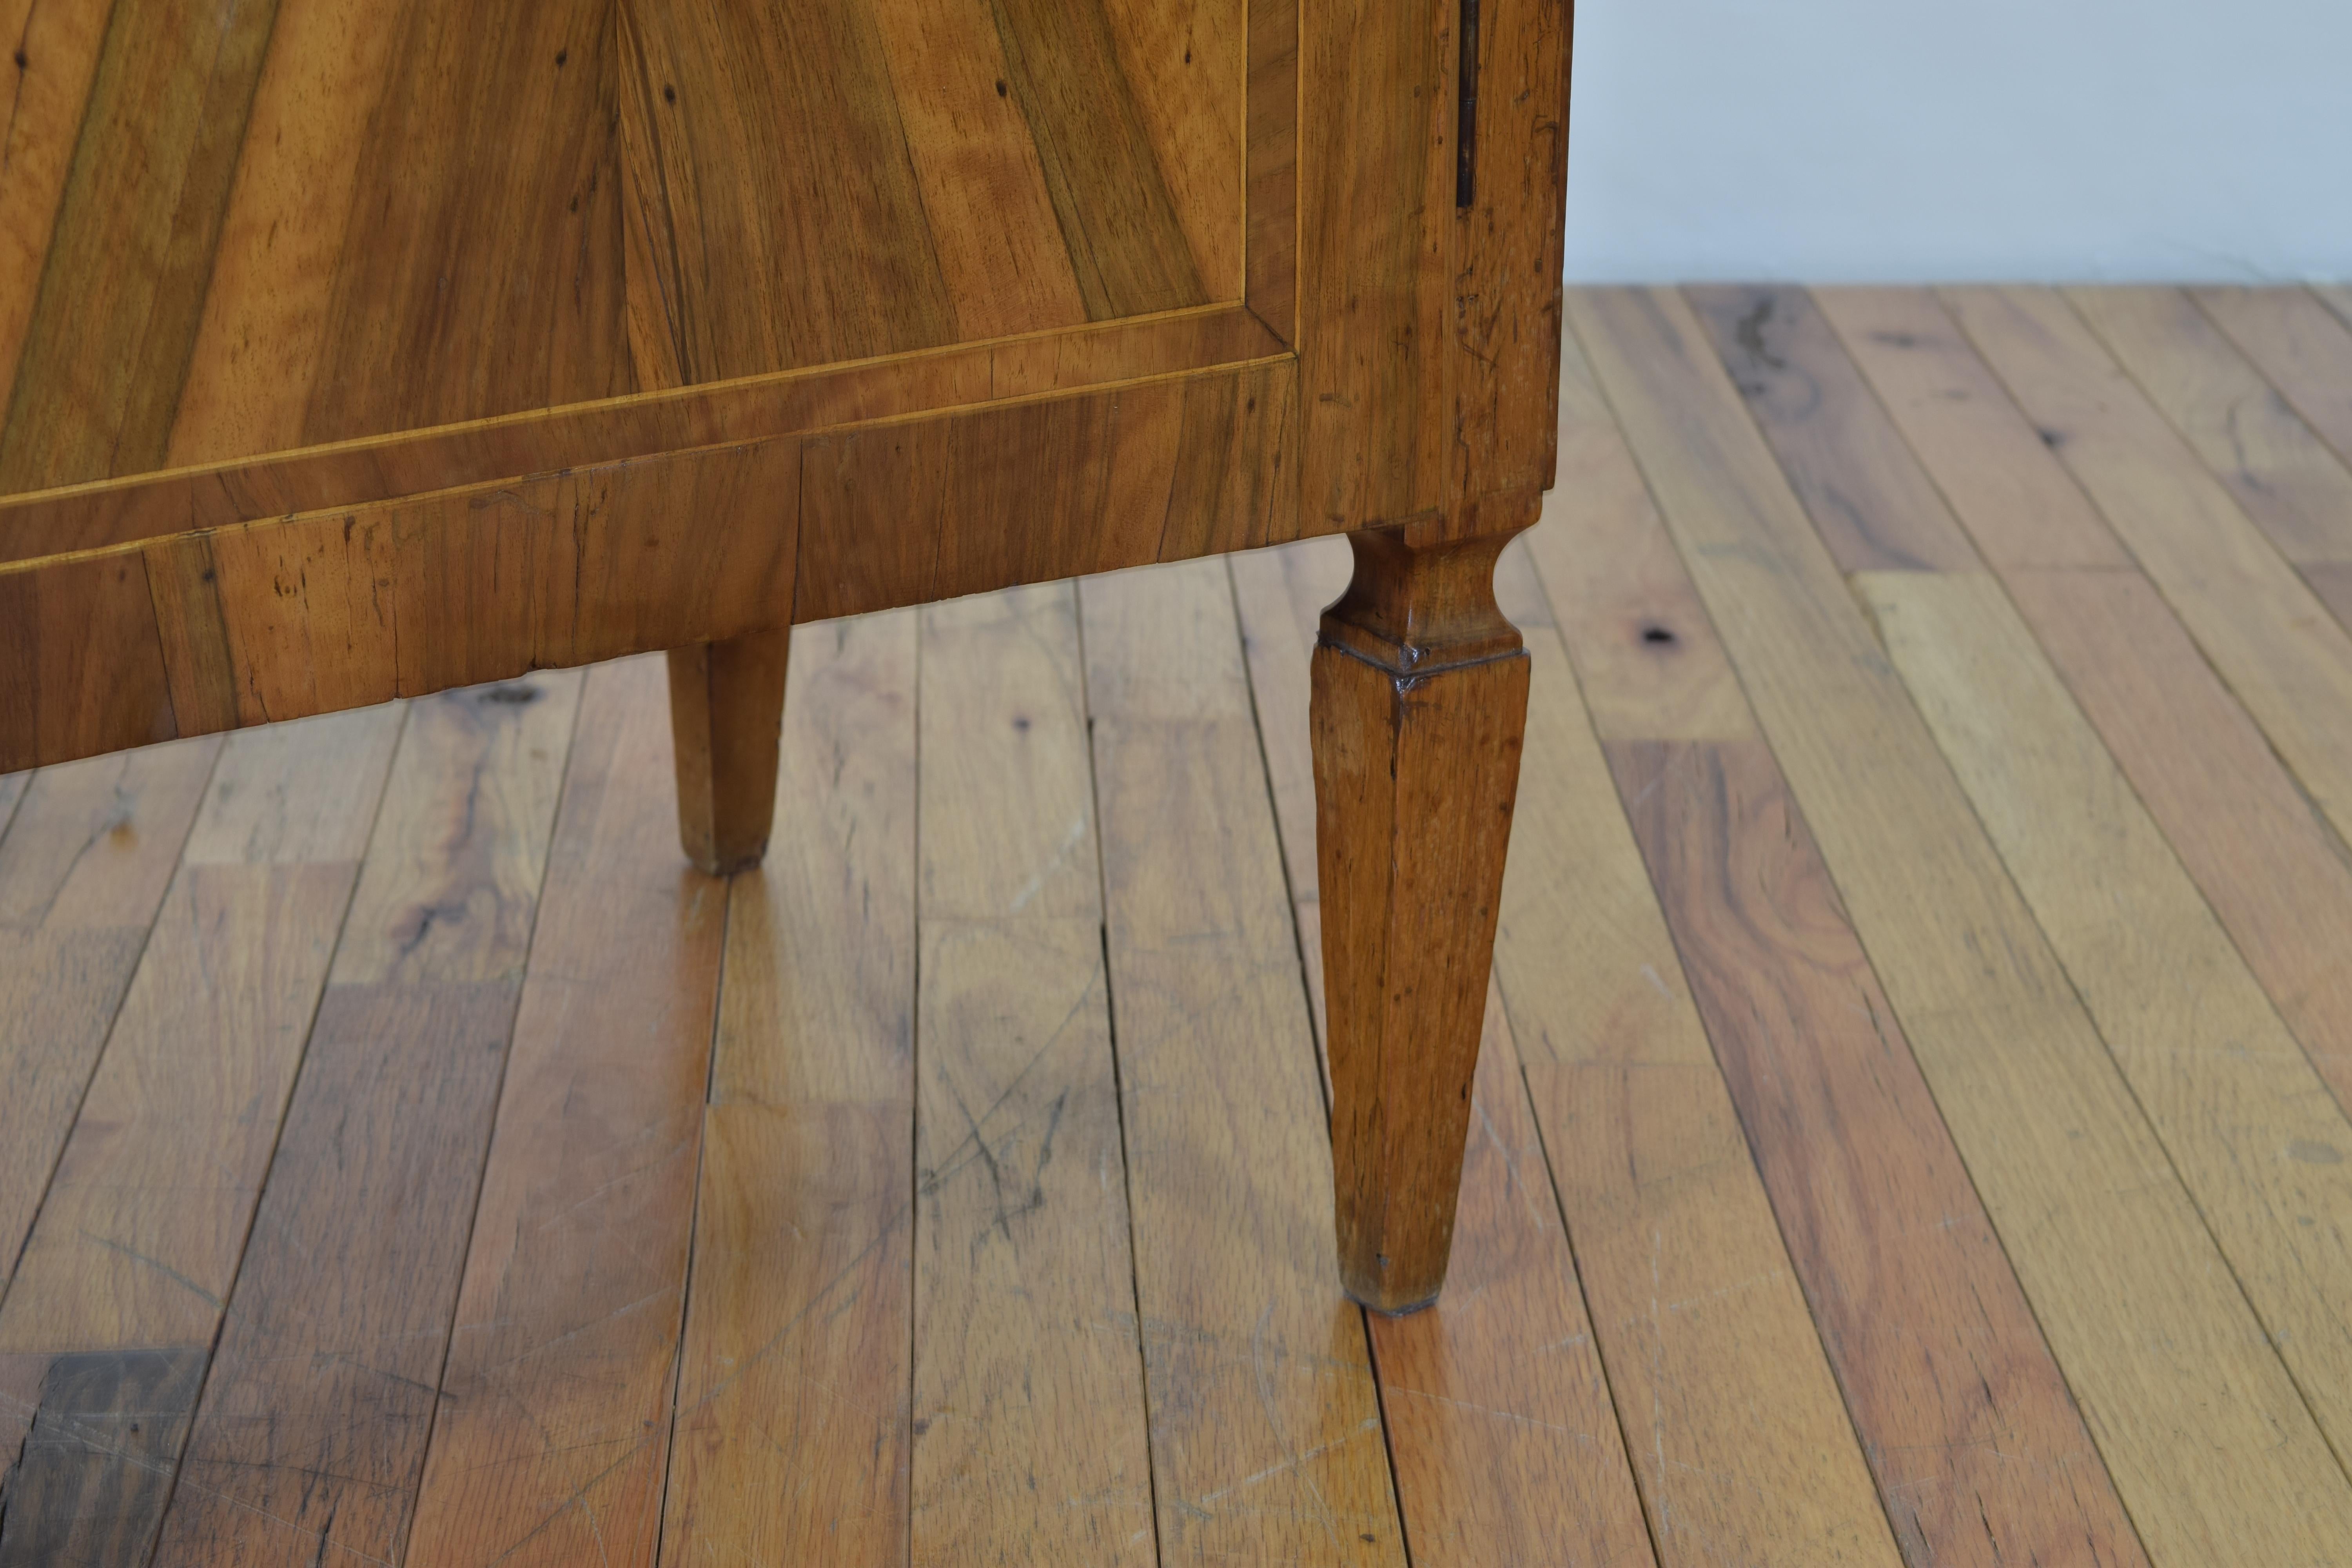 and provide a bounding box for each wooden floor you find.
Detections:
[6,284,2352,1566]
